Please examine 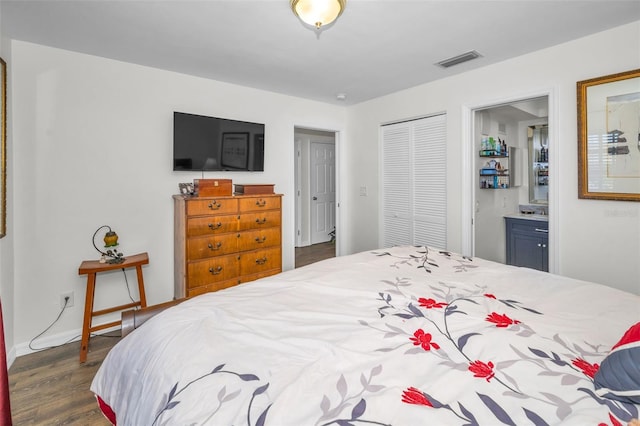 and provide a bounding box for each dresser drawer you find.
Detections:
[239,247,281,275]
[239,270,280,284]
[187,215,239,237]
[238,211,281,231]
[187,198,238,216]
[237,228,281,251]
[238,196,281,213]
[187,234,239,260]
[186,278,241,297]
[187,254,240,288]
